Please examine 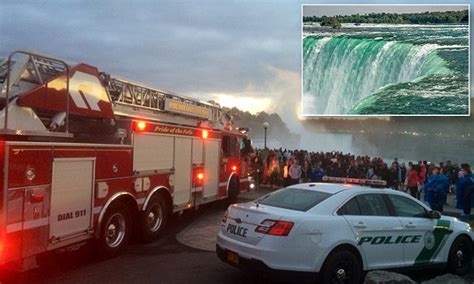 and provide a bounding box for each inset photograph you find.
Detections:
[302,4,470,116]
